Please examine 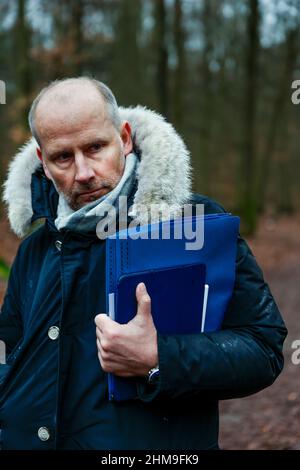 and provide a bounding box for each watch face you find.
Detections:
[149,369,159,384]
